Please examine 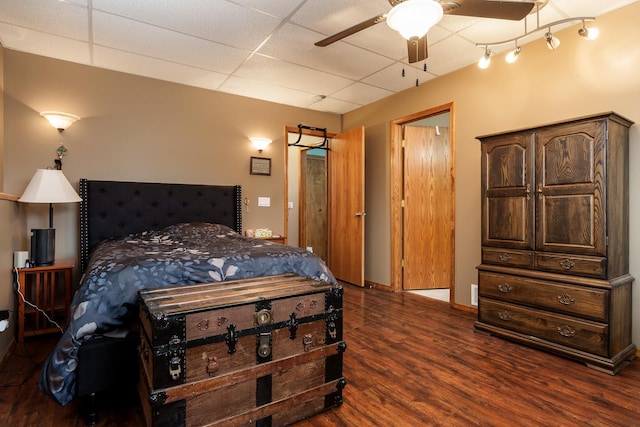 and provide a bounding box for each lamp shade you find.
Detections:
[387,0,443,40]
[250,137,272,151]
[18,169,82,204]
[40,111,80,132]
